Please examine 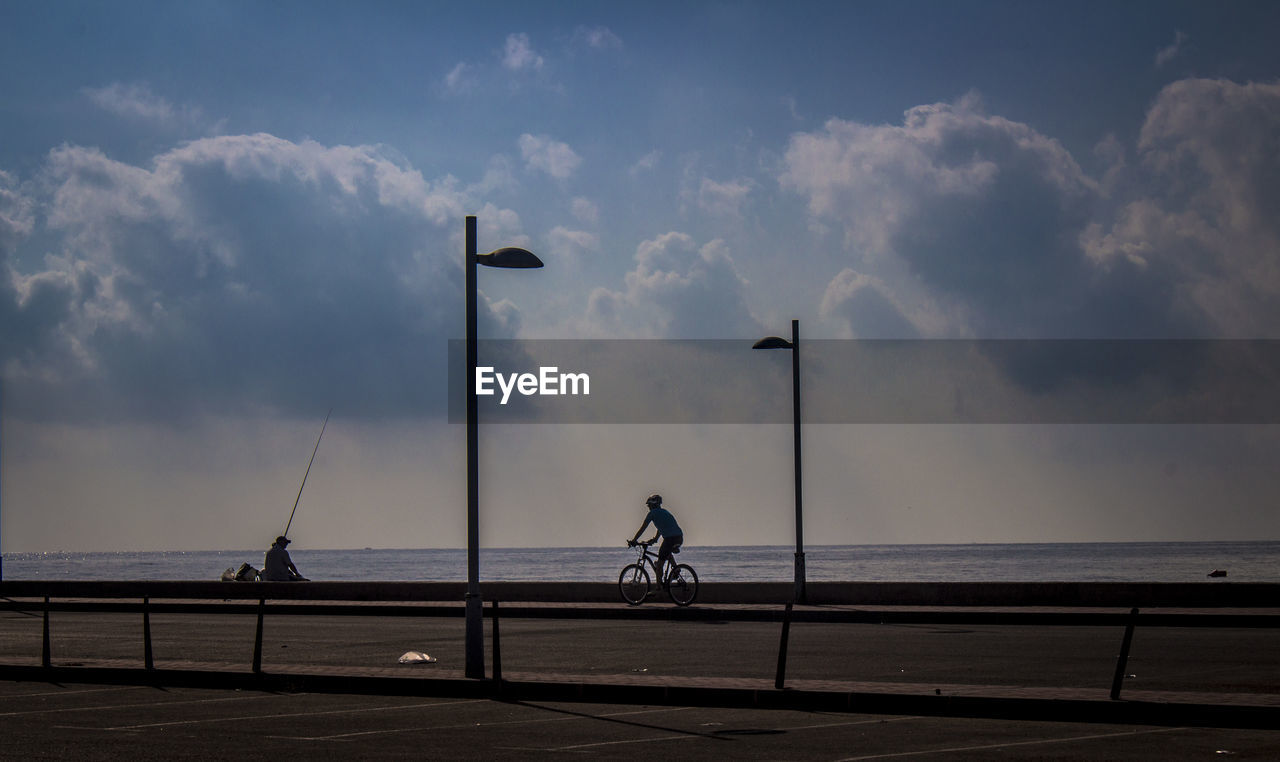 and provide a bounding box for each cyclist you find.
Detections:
[628,494,684,582]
